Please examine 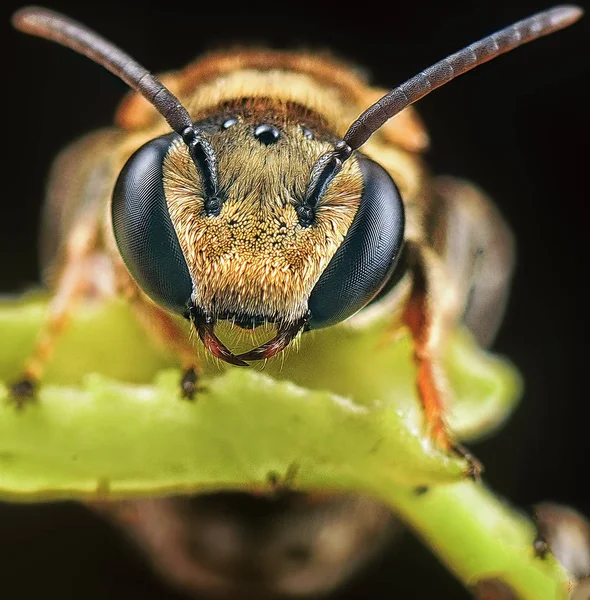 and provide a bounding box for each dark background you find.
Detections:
[1,1,589,598]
